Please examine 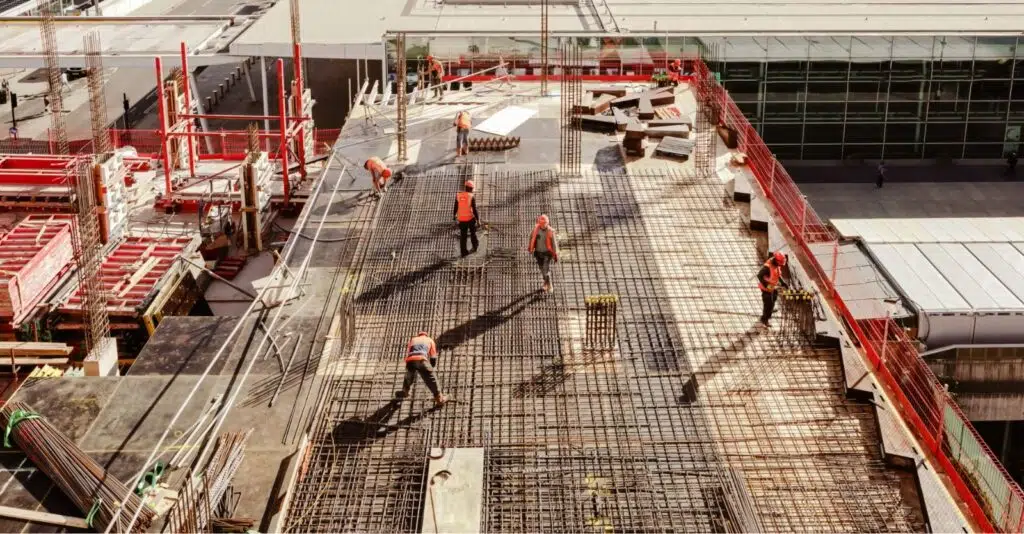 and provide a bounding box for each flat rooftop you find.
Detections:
[281,80,940,531]
[231,0,1024,59]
